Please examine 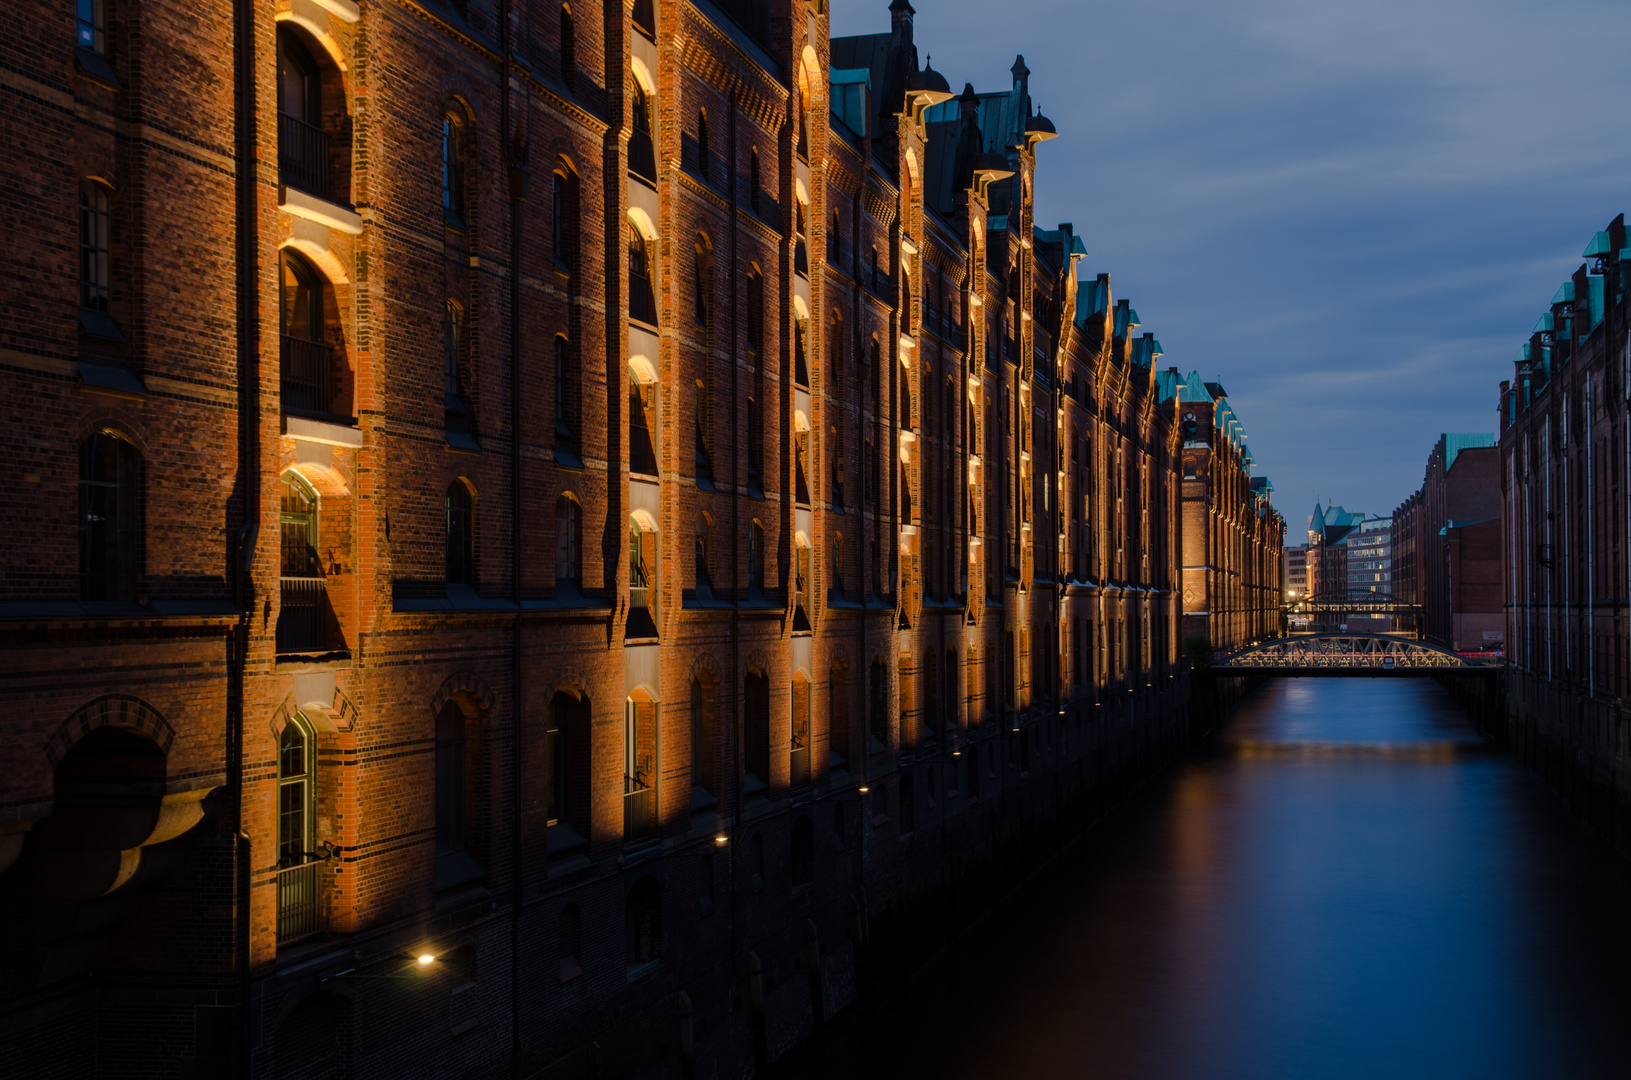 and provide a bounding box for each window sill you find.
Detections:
[279,186,364,235]
[79,308,124,342]
[75,47,119,90]
[77,359,145,400]
[446,428,481,454]
[553,445,585,470]
[285,414,362,447]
